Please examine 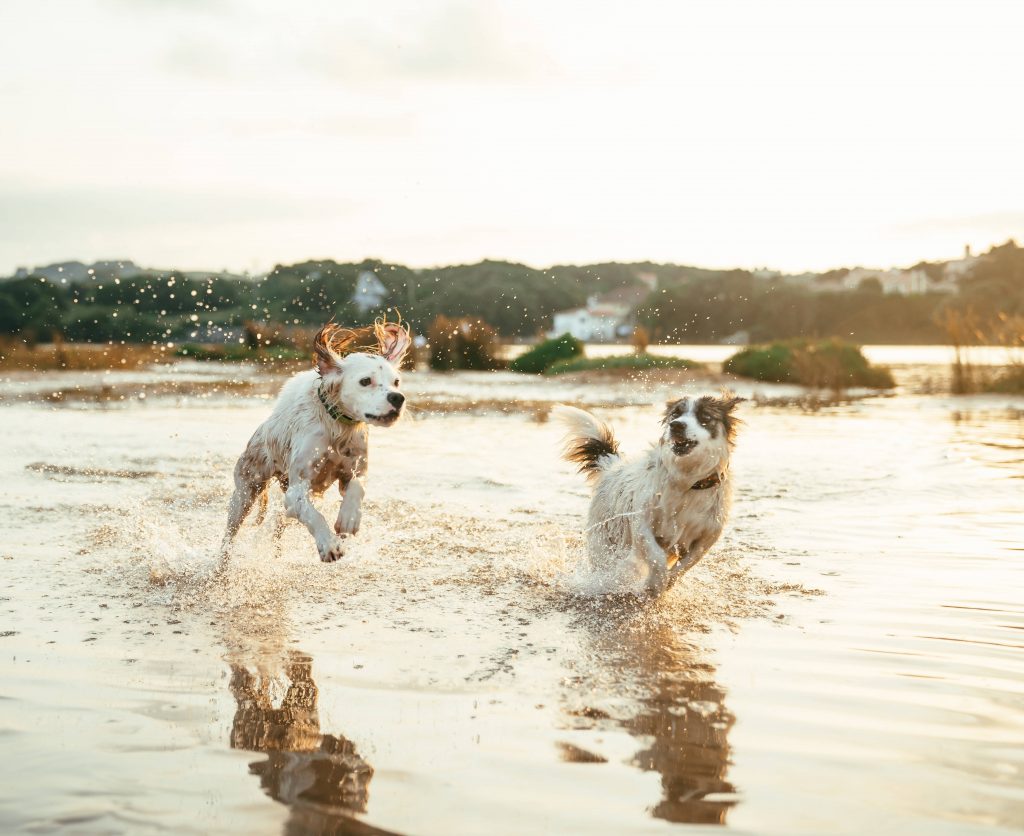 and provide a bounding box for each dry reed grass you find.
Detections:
[938,309,1024,393]
[0,338,171,371]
